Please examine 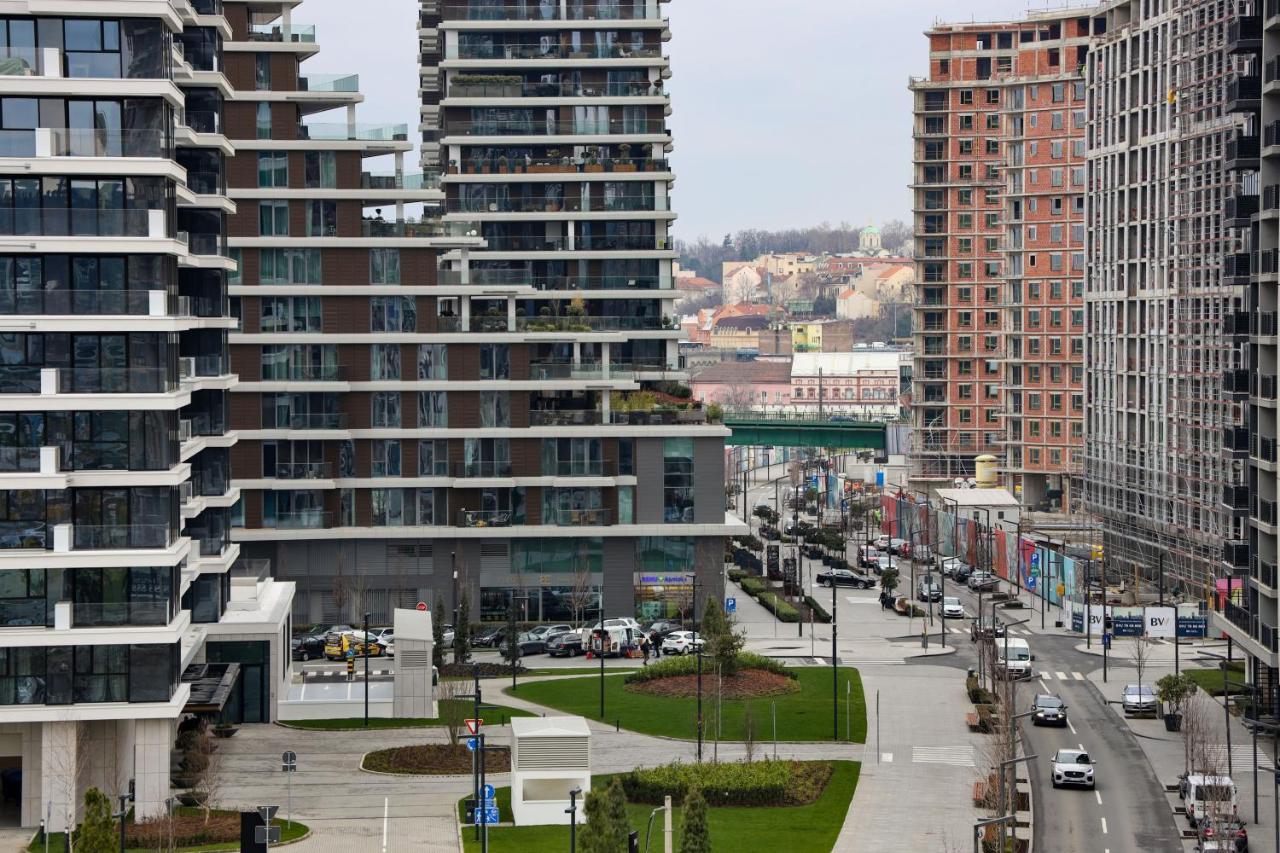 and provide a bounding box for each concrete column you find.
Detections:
[346,104,357,137]
[460,297,471,332]
[282,3,292,39]
[20,723,43,829]
[131,719,172,821]
[41,721,79,834]
[601,342,611,380]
